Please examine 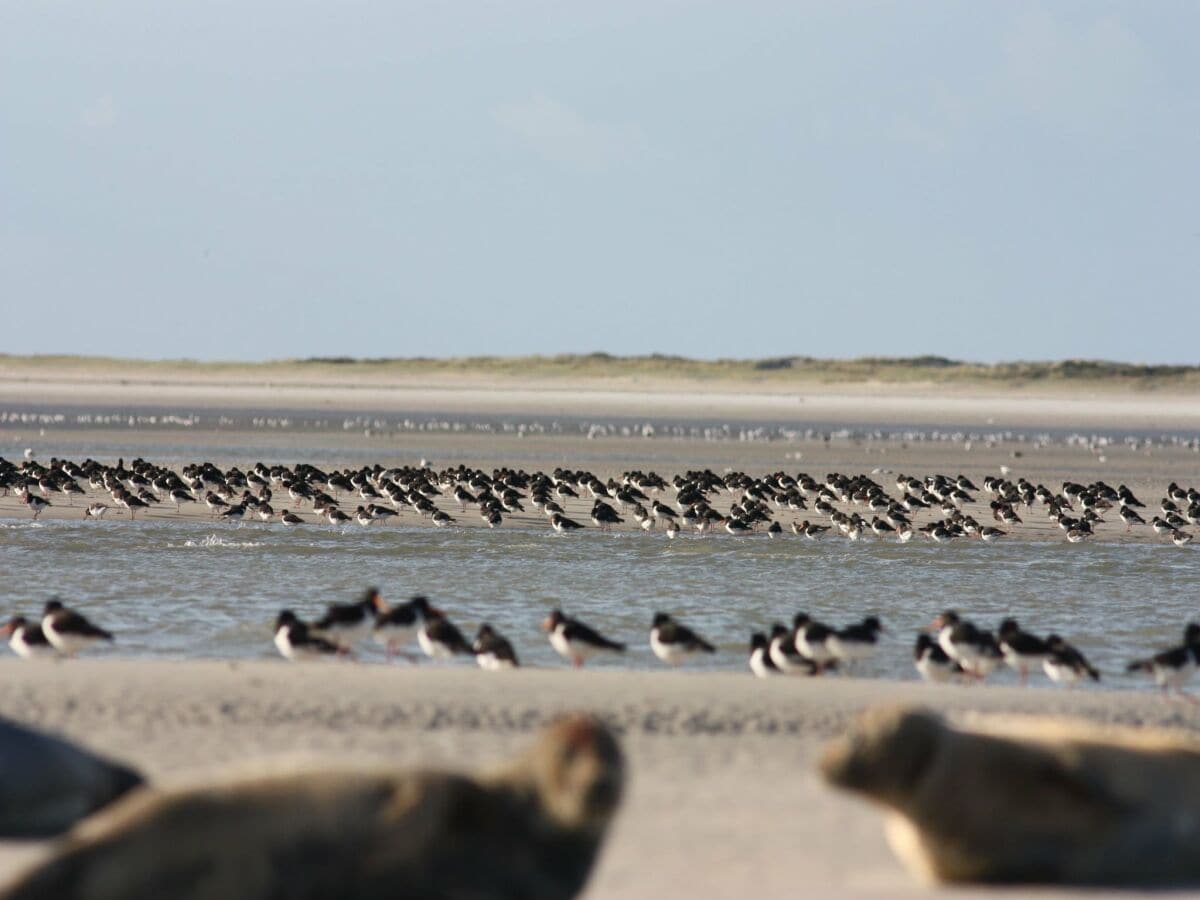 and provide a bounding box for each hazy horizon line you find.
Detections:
[2,352,1197,372]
